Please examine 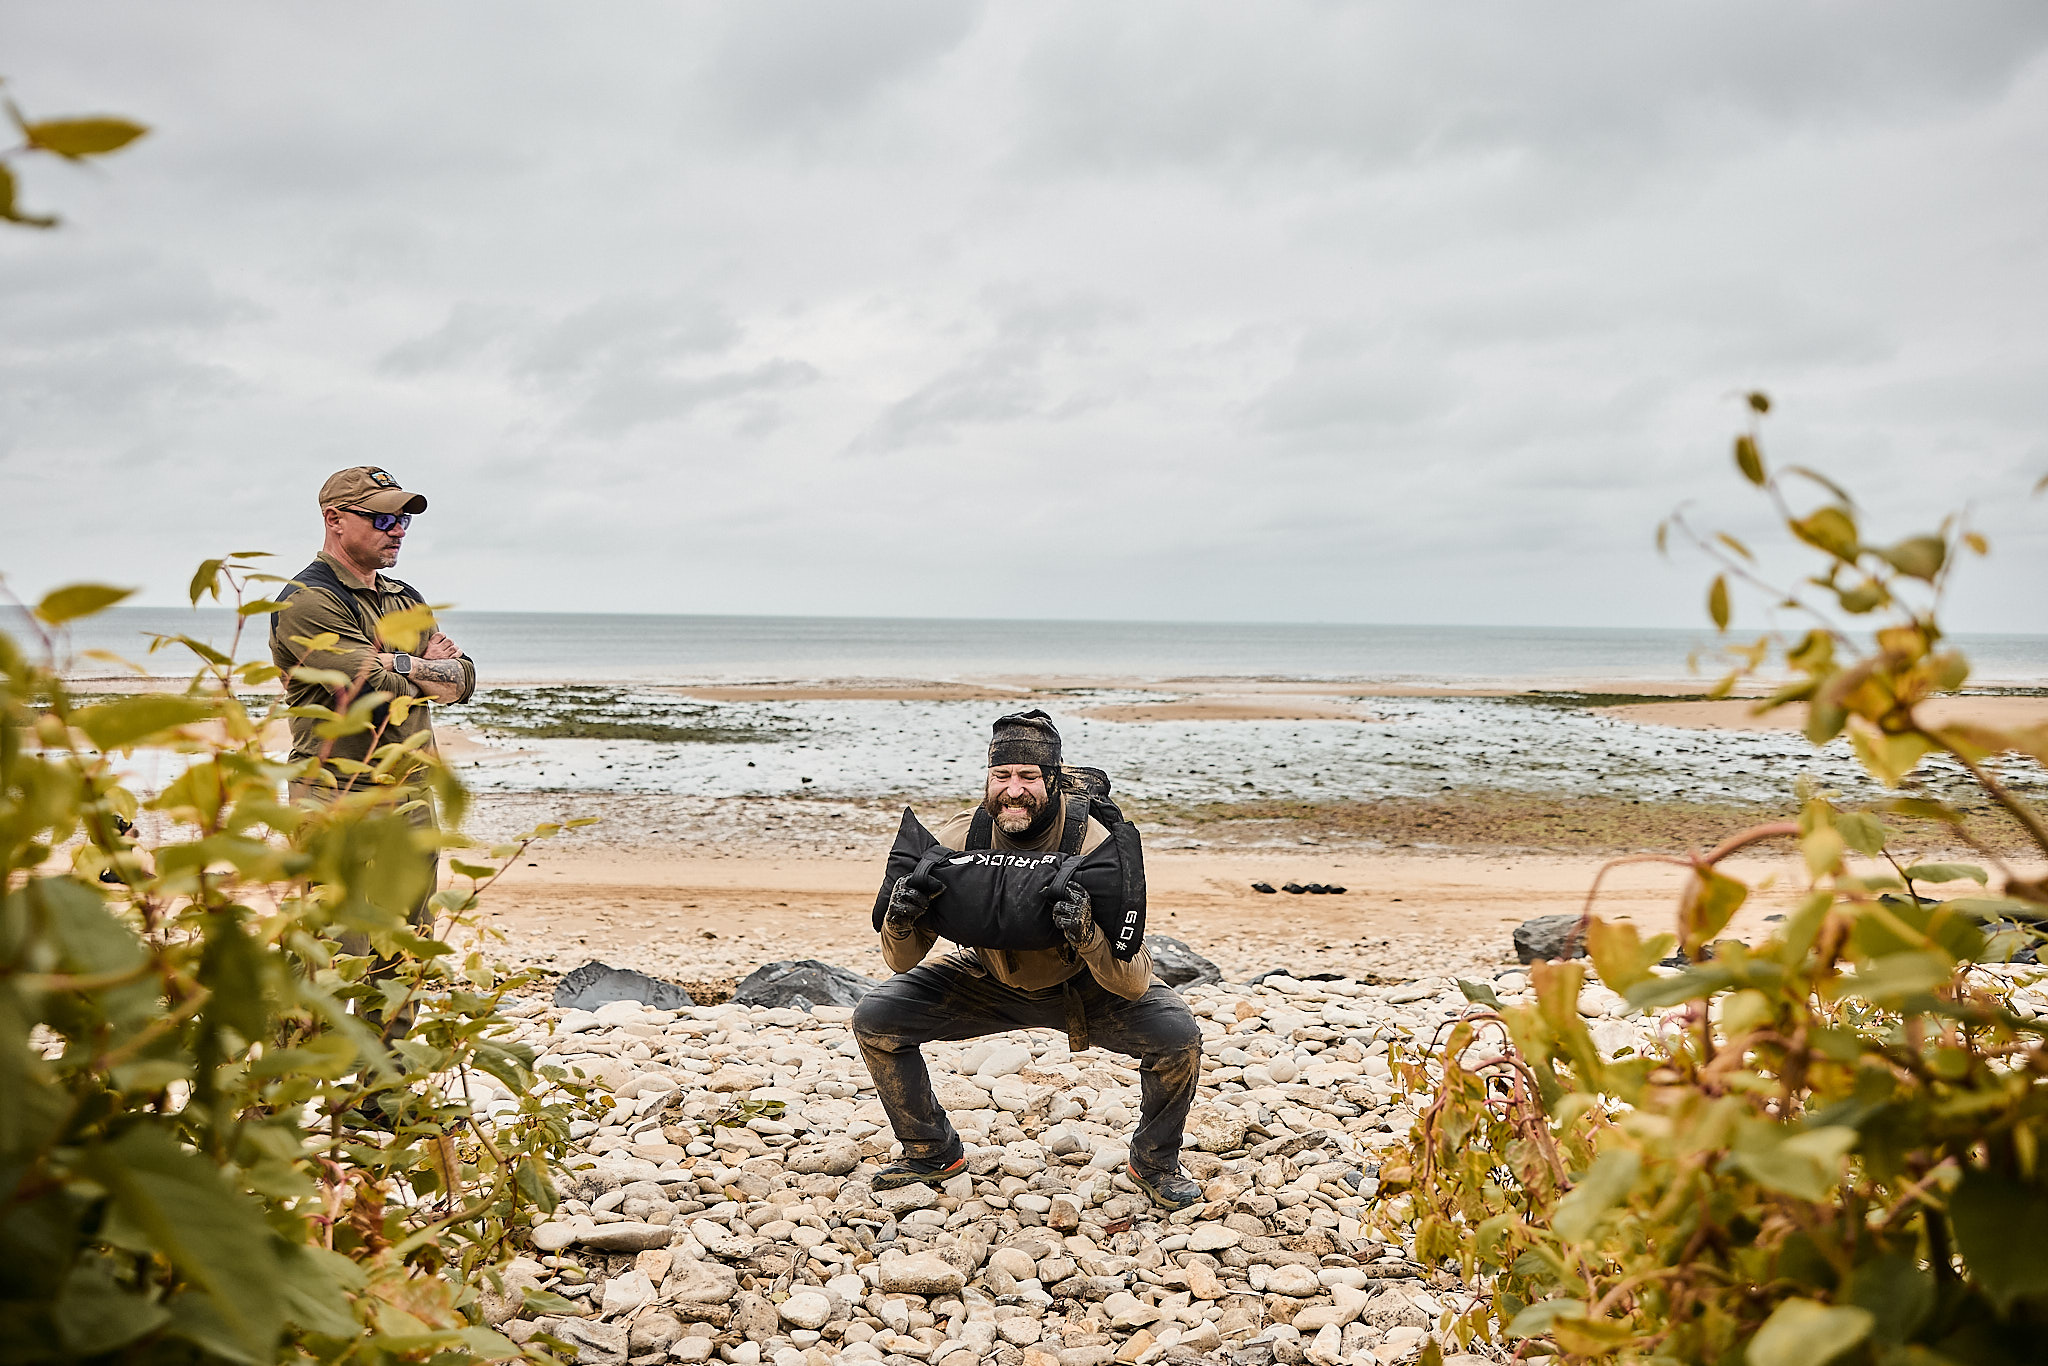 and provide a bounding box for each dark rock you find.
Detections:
[1145,935,1223,987]
[553,961,695,1012]
[1326,885,1346,895]
[731,959,877,1011]
[1281,883,1307,894]
[1512,914,1588,965]
[1250,882,1277,894]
